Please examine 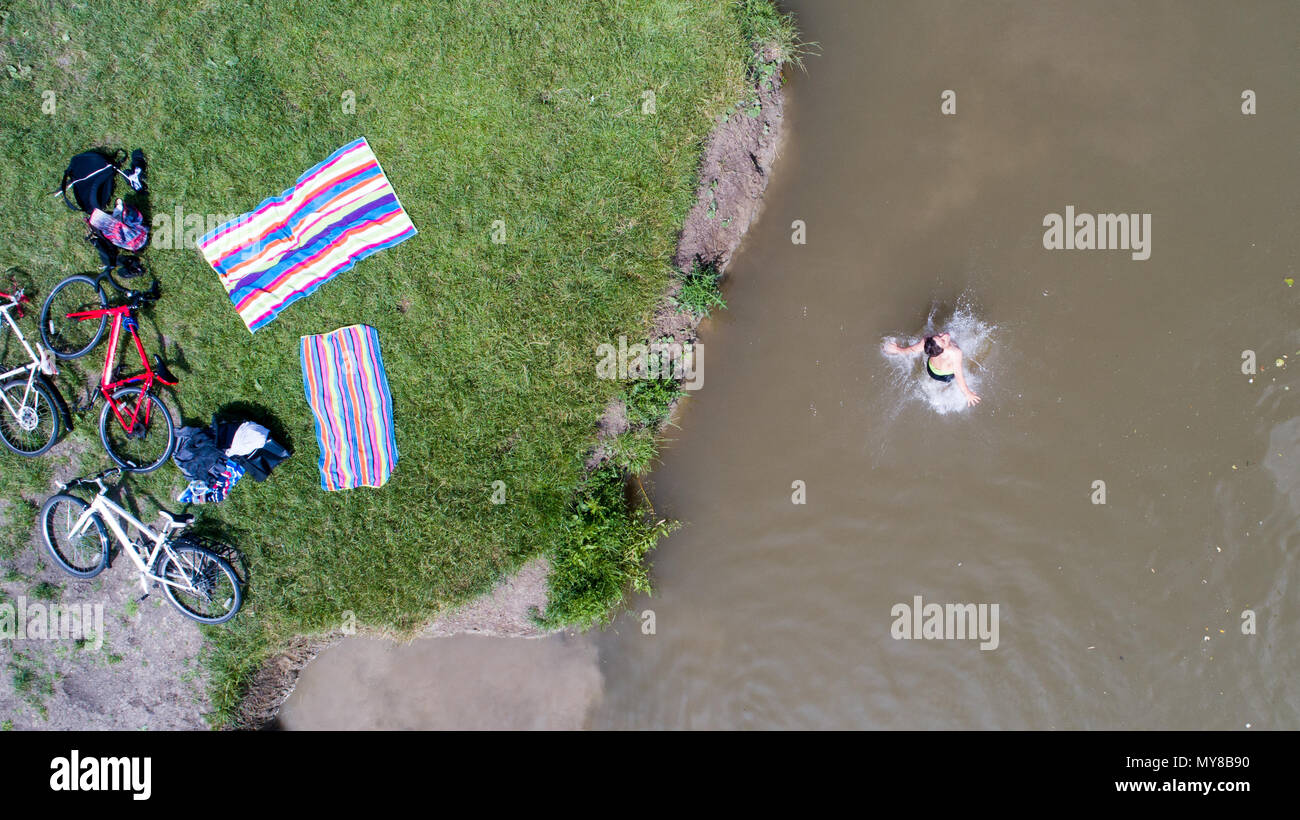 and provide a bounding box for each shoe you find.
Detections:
[118,255,146,279]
